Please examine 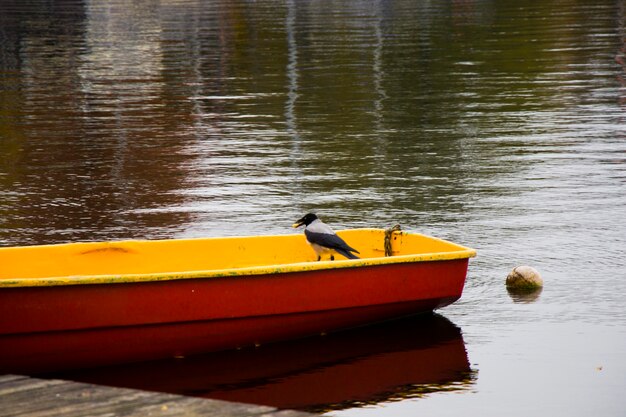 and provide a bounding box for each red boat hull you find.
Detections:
[0,259,469,373]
